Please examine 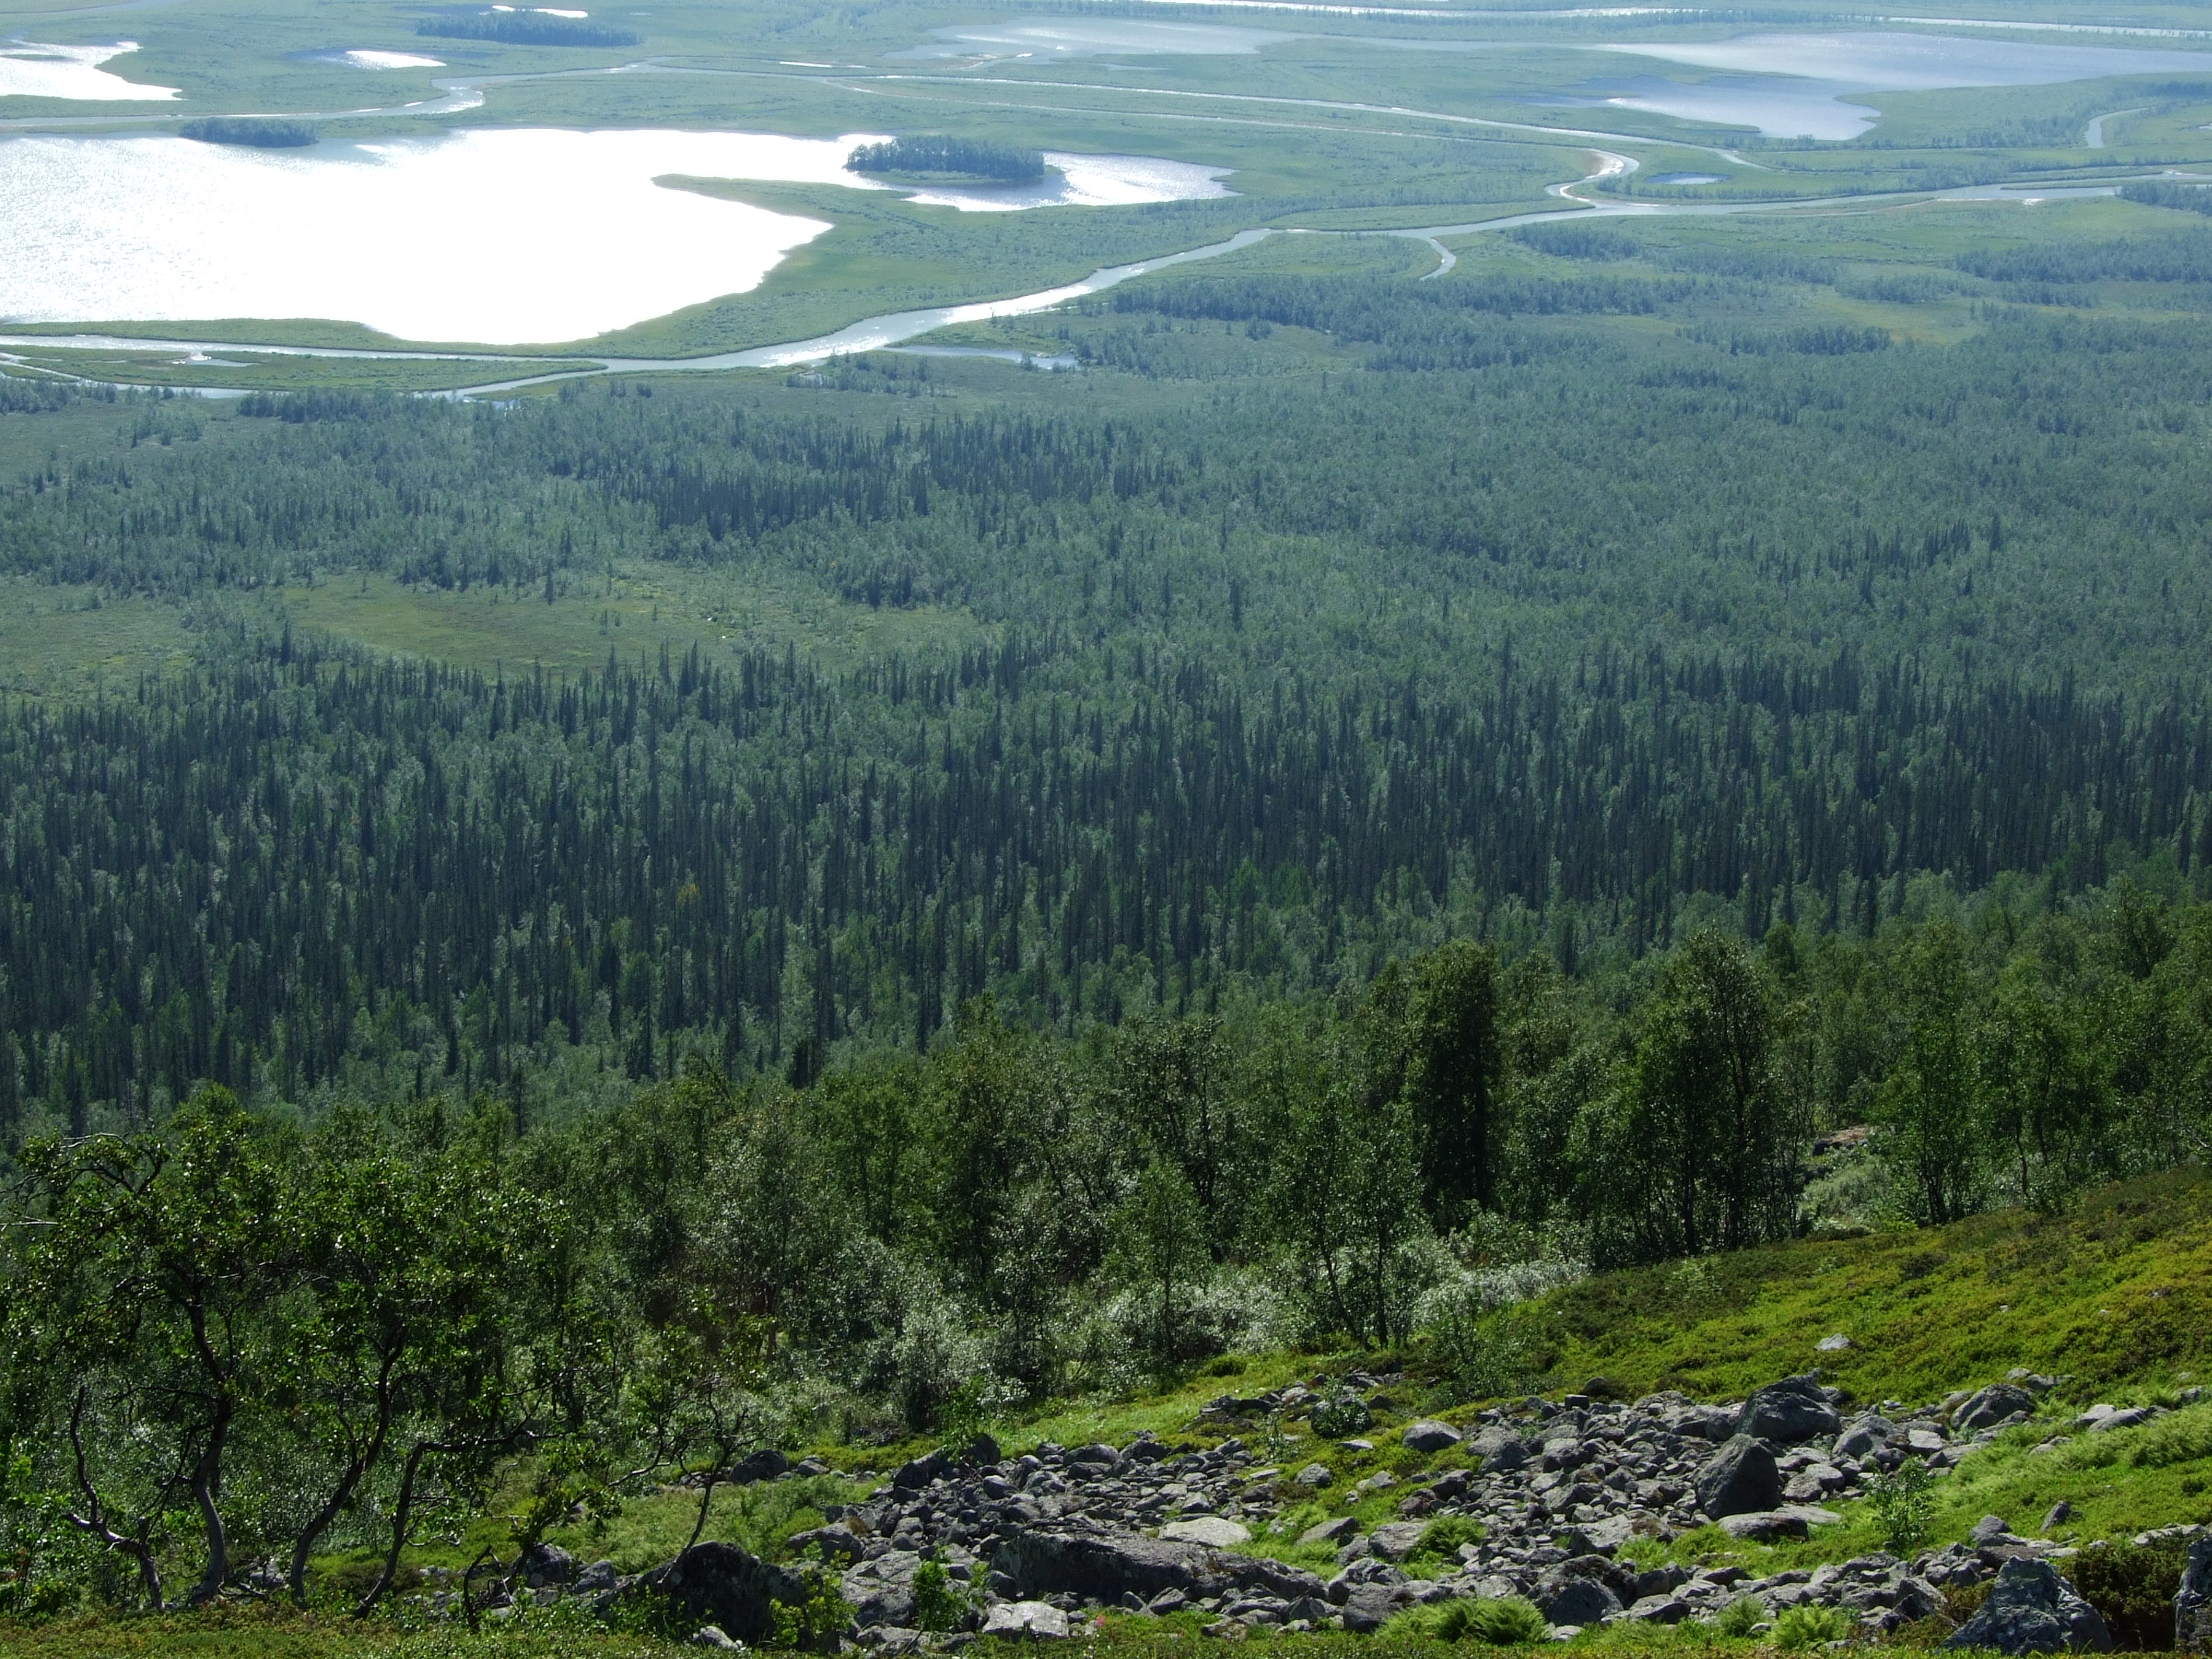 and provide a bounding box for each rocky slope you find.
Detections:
[485,1370,2211,1652]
